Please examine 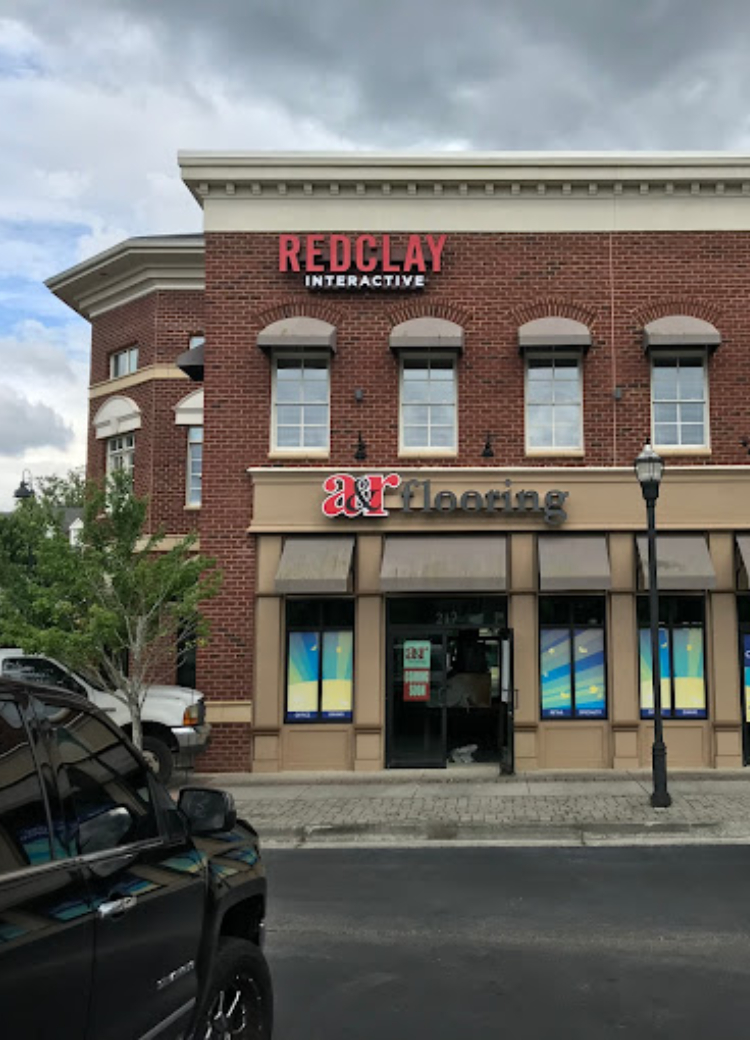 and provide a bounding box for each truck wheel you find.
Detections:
[142,735,174,784]
[195,938,273,1039]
